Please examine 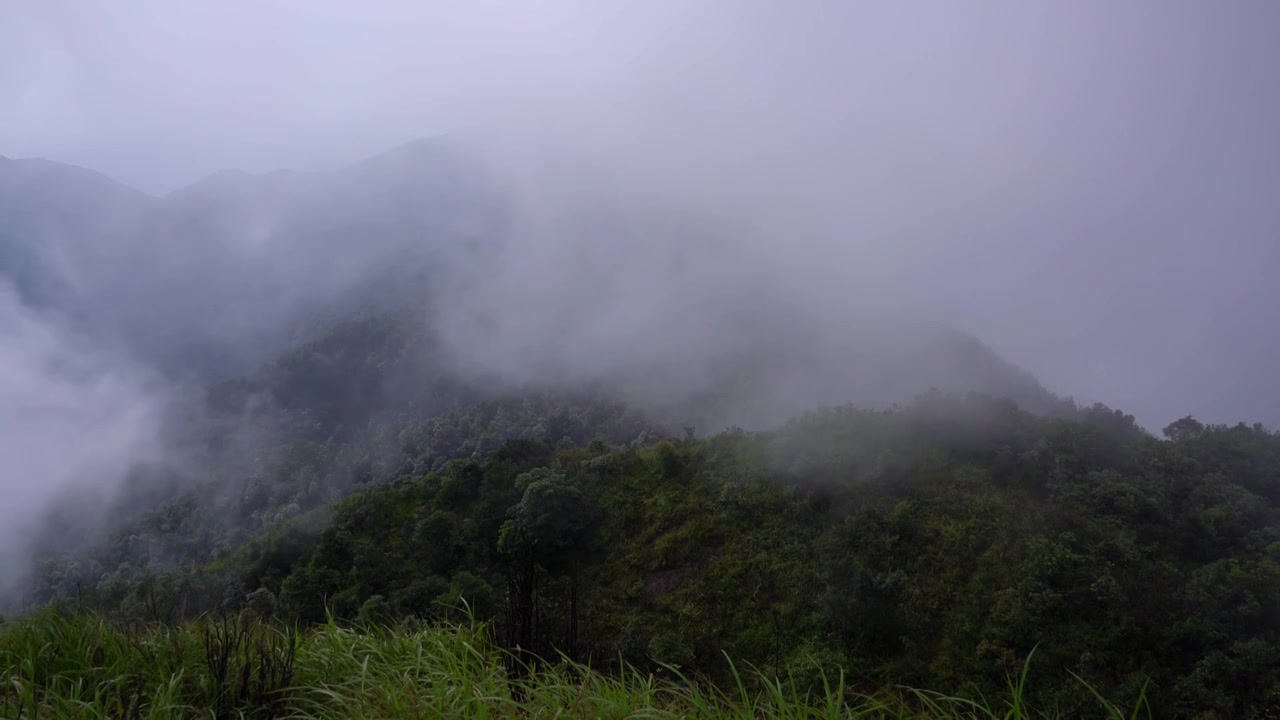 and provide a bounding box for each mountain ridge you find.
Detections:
[0,136,456,199]
[0,137,1066,407]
